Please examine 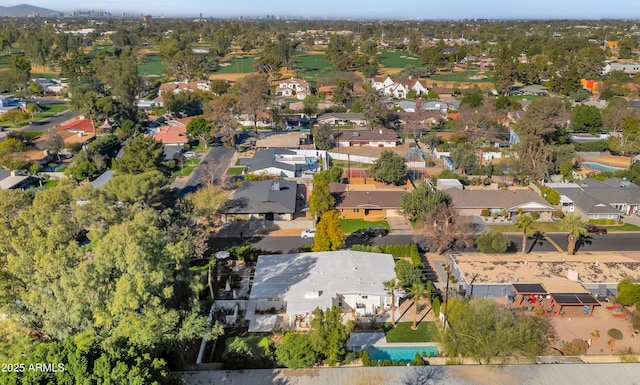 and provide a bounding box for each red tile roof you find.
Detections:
[56,118,94,133]
[153,124,188,144]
